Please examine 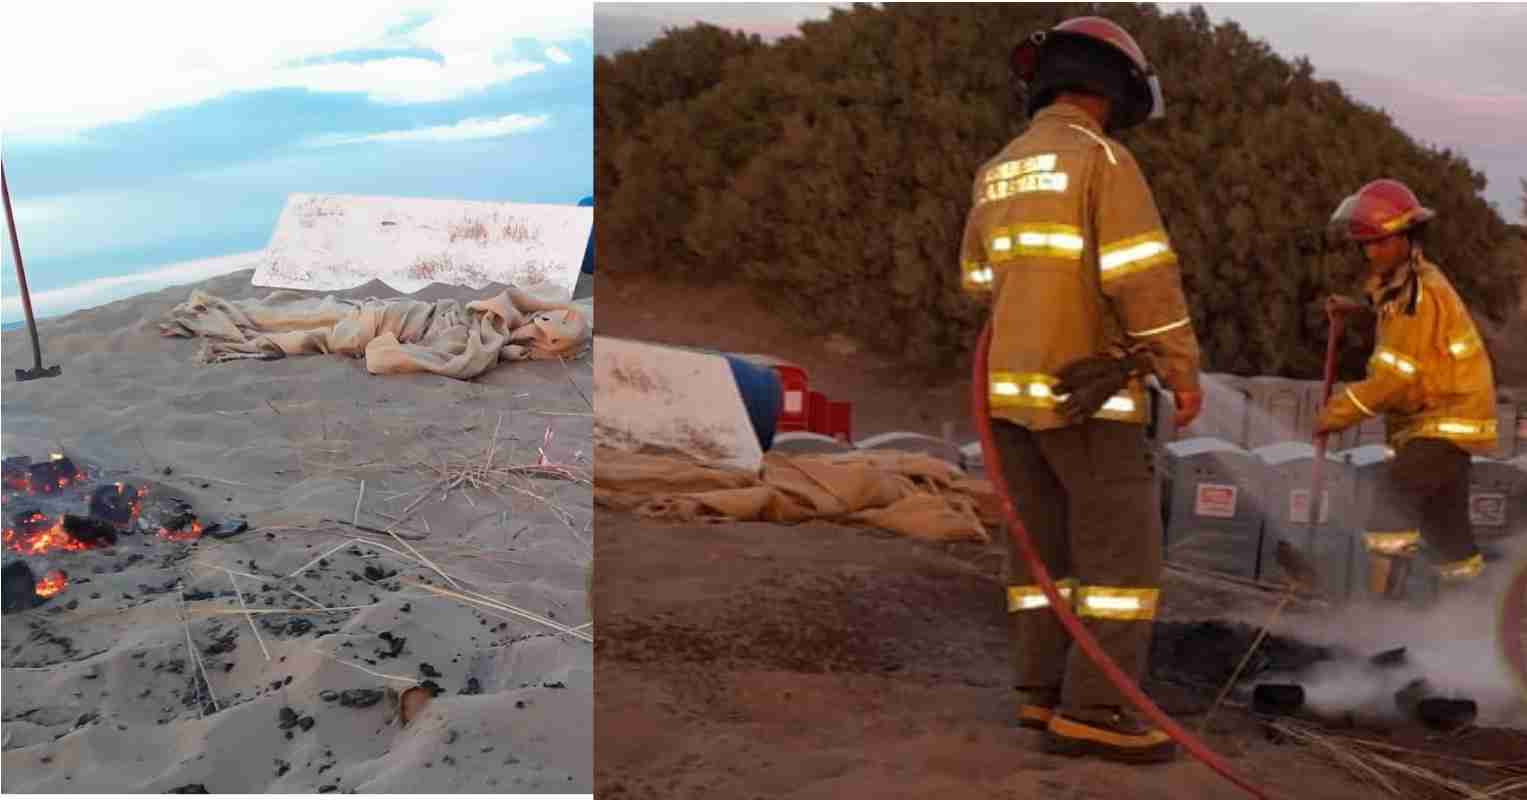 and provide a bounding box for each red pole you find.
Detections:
[972,320,1273,799]
[1307,312,1346,558]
